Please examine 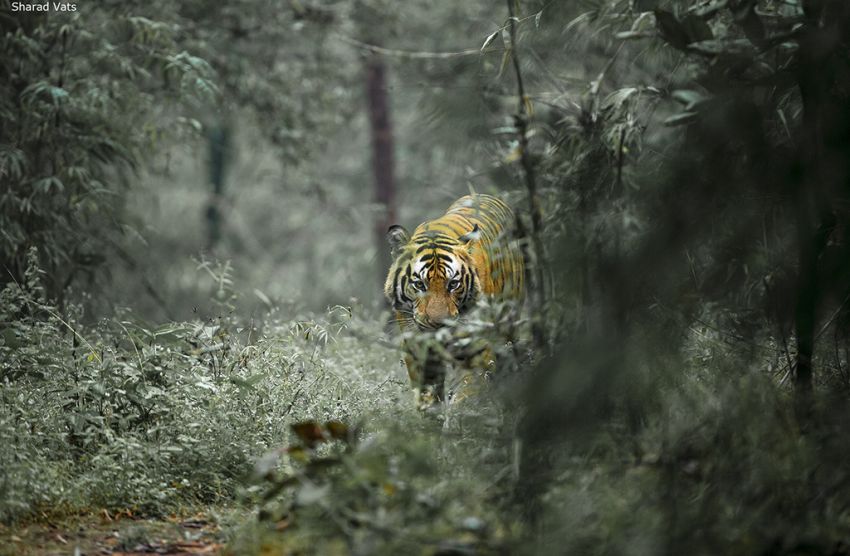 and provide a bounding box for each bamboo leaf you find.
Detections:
[664,111,699,126]
[481,30,499,52]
